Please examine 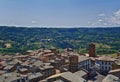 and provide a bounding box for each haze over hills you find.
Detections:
[0,26,120,56]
